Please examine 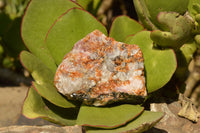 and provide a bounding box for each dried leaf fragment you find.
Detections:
[178,94,200,122]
